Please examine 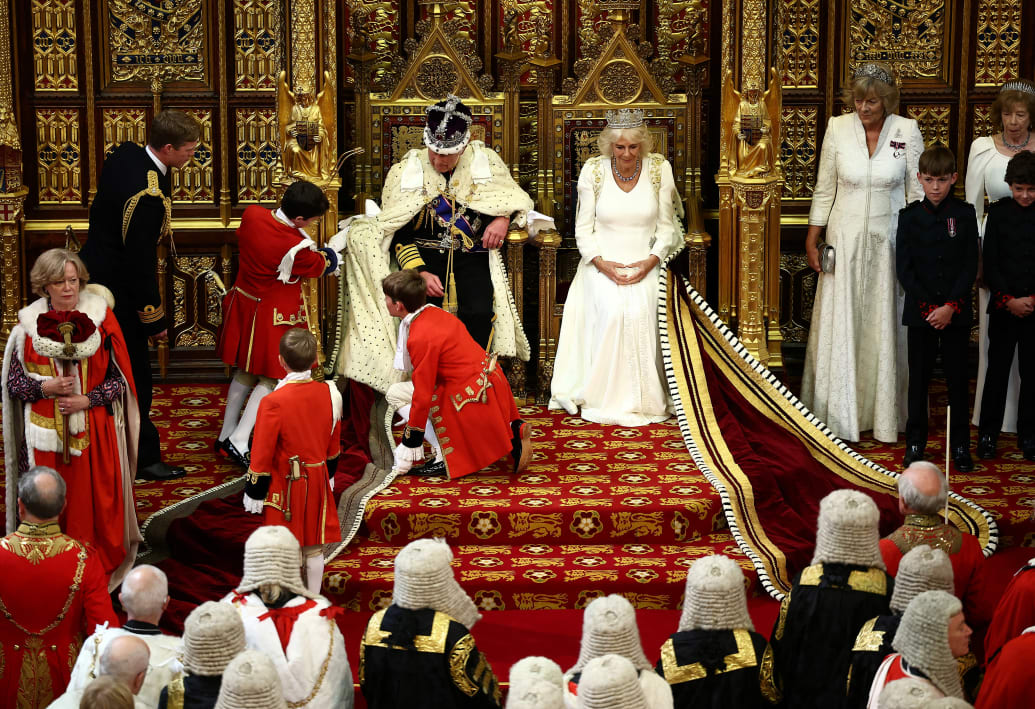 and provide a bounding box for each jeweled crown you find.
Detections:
[1001,79,1035,96]
[853,62,894,86]
[605,108,645,130]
